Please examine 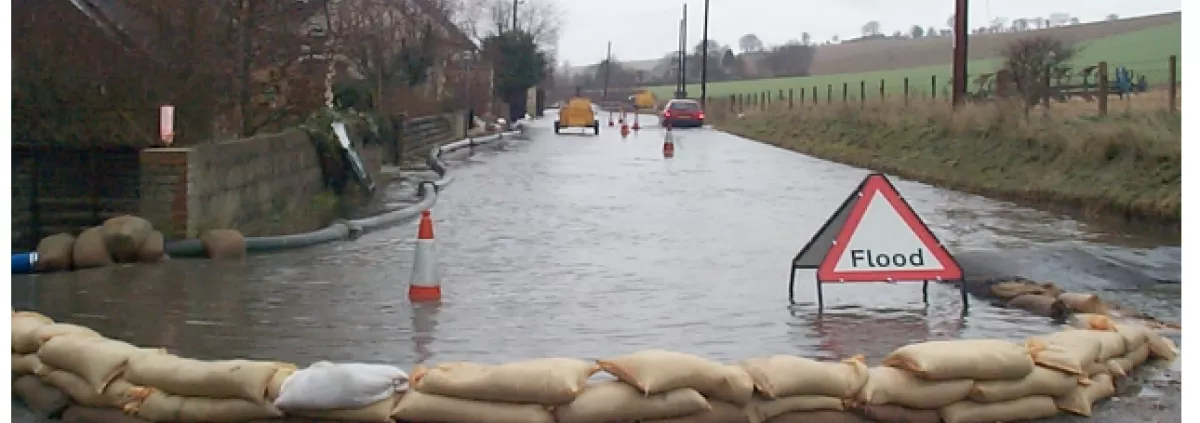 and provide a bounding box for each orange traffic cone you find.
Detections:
[620,123,630,137]
[632,113,641,131]
[608,111,614,127]
[618,109,626,124]
[408,210,441,302]
[663,125,675,158]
